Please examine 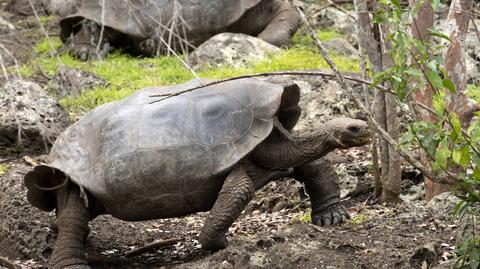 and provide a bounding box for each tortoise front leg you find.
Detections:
[199,166,255,251]
[293,158,350,226]
[50,182,91,269]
